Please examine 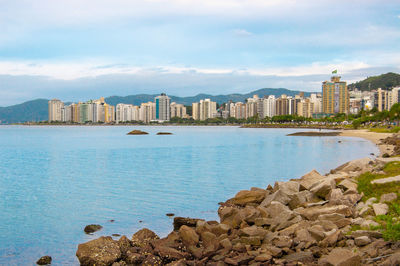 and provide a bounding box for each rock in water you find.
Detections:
[157,132,173,135]
[76,236,121,266]
[36,255,52,265]
[84,224,102,234]
[127,130,149,135]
